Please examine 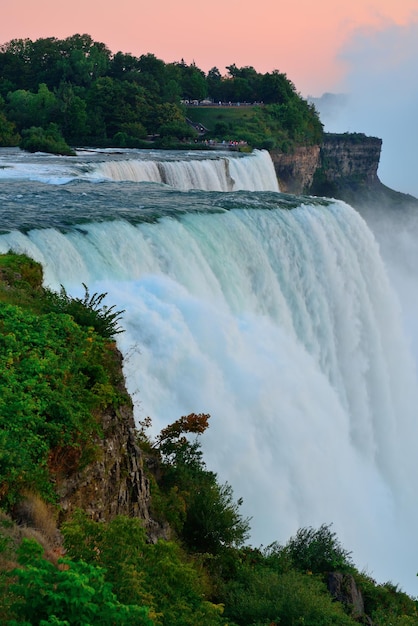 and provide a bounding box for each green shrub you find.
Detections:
[8,538,153,625]
[19,123,75,156]
[283,524,353,574]
[219,554,357,626]
[62,513,227,626]
[44,283,125,339]
[0,302,122,507]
